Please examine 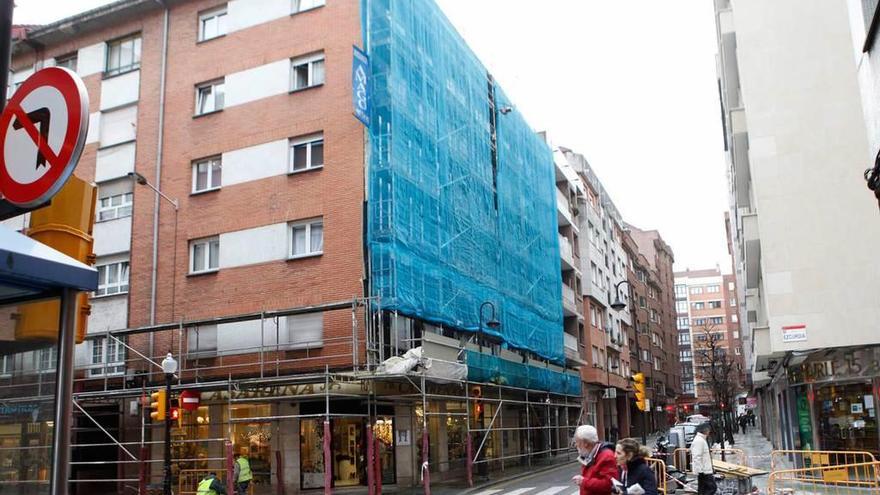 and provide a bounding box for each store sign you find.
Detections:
[788,347,880,384]
[782,324,807,343]
[201,380,410,402]
[352,45,370,126]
